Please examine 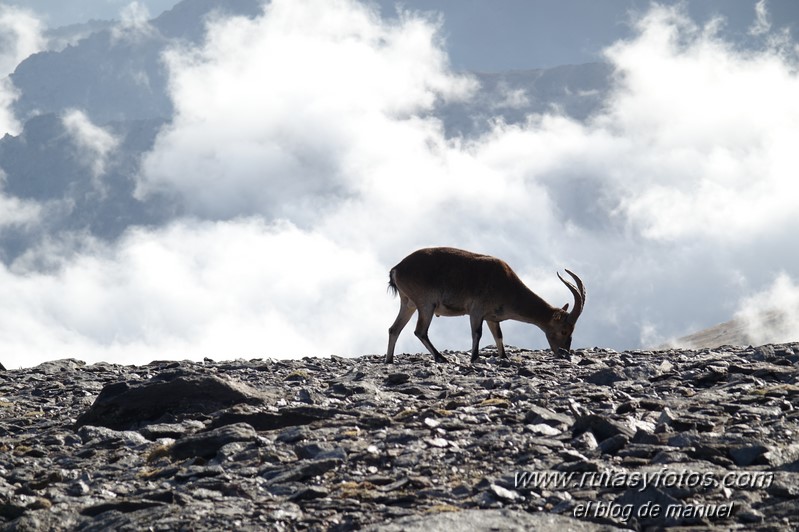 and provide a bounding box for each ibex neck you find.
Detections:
[510,286,558,326]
